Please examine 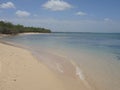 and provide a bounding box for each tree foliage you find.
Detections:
[0,21,51,34]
